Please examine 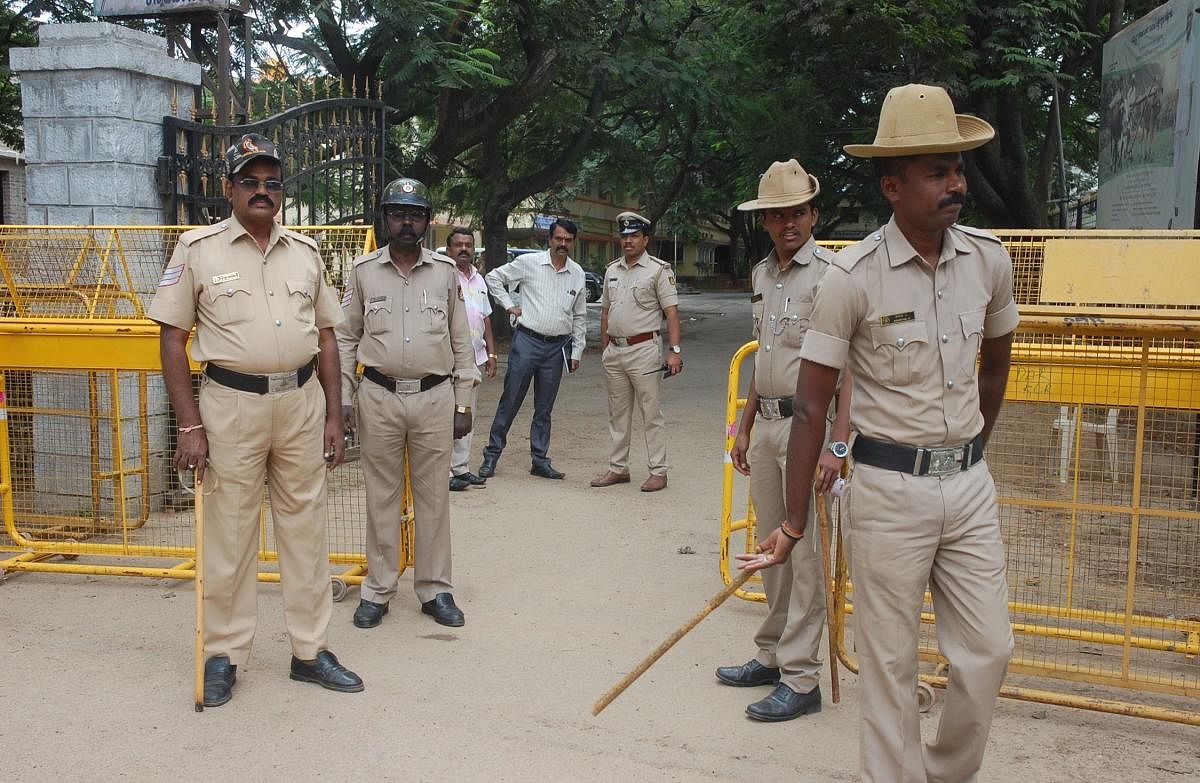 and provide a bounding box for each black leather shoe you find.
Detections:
[455,472,487,486]
[530,463,565,479]
[421,592,465,627]
[715,659,780,687]
[478,457,497,479]
[203,655,237,707]
[289,649,364,693]
[746,683,821,722]
[352,598,389,628]
[449,476,470,492]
